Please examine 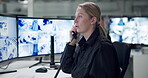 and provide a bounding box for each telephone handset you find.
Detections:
[72,31,77,39]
